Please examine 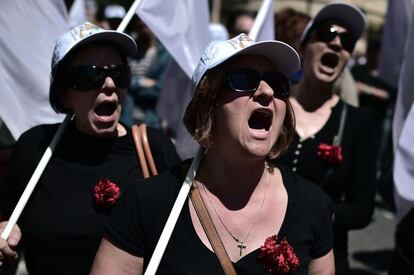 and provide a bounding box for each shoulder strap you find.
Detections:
[132,124,150,178]
[189,183,237,275]
[132,124,158,178]
[138,124,158,177]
